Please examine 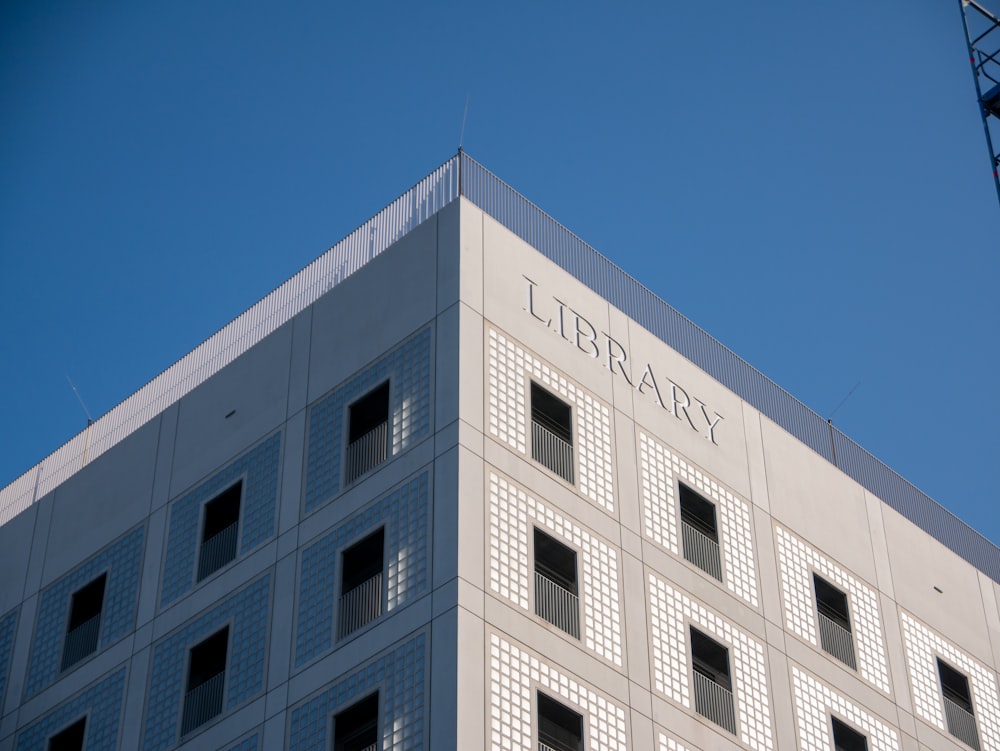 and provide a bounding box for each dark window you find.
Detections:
[339,528,385,638]
[678,483,722,580]
[832,717,868,751]
[333,692,379,751]
[814,574,857,669]
[346,382,390,482]
[61,574,107,671]
[181,627,229,735]
[197,481,242,582]
[530,383,574,484]
[938,659,981,749]
[48,717,86,751]
[537,692,583,751]
[690,627,736,733]
[533,528,580,638]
